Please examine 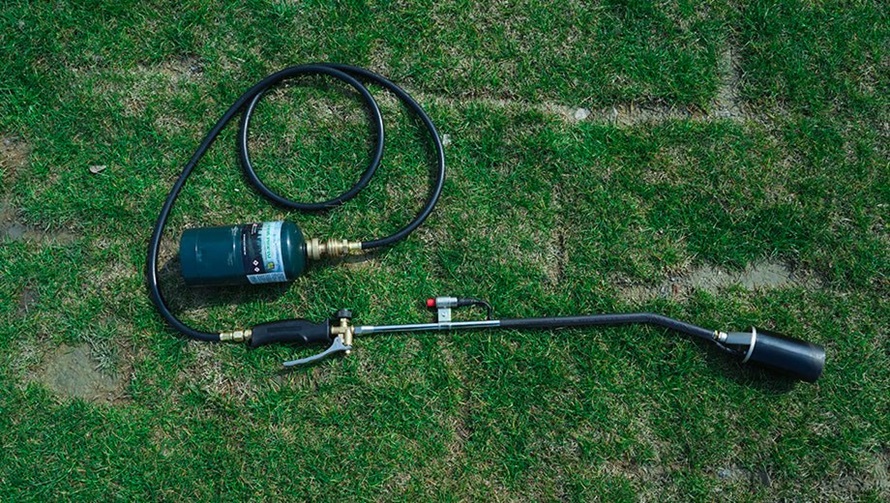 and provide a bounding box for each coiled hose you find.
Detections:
[146,64,445,341]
